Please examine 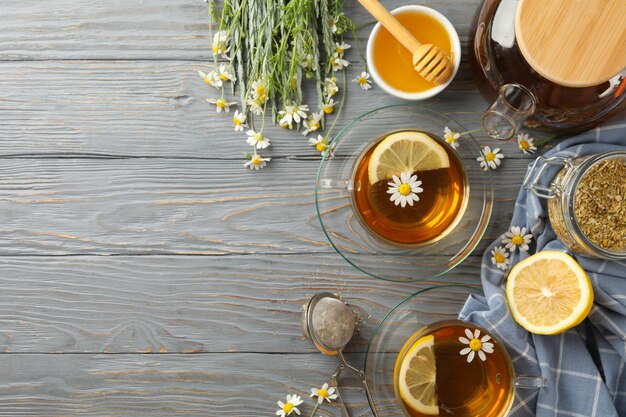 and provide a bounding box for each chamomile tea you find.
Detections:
[394,320,514,417]
[351,130,466,245]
